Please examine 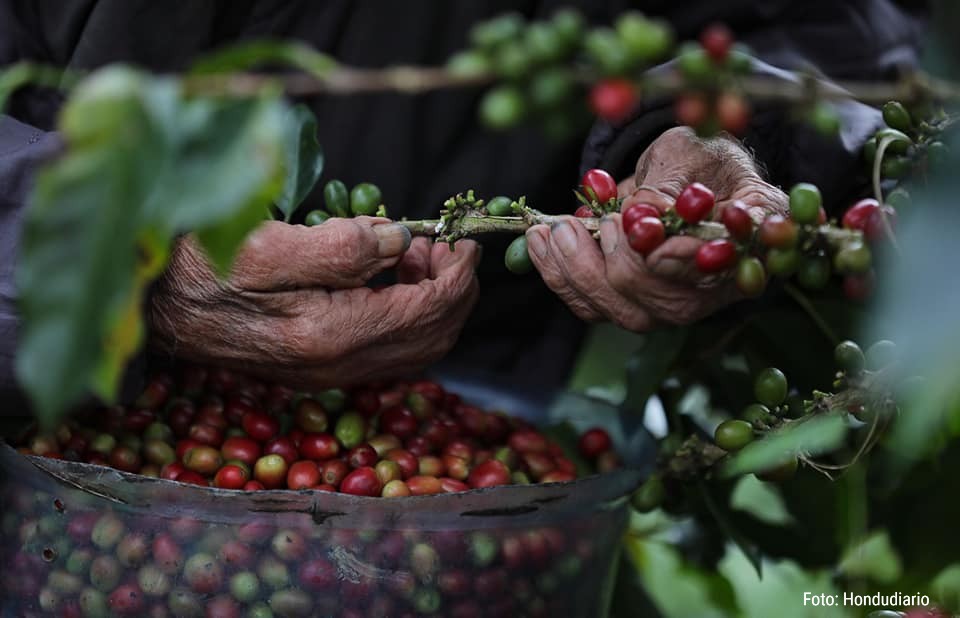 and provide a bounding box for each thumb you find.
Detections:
[230,218,411,291]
